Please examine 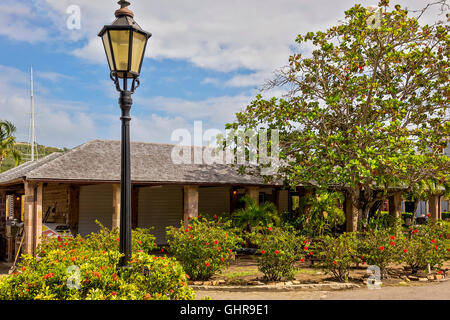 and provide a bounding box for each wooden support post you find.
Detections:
[23,182,43,256]
[388,192,402,225]
[68,185,80,235]
[184,185,199,227]
[345,192,358,232]
[34,183,43,251]
[245,186,259,205]
[429,195,440,221]
[132,186,139,229]
[112,184,121,231]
